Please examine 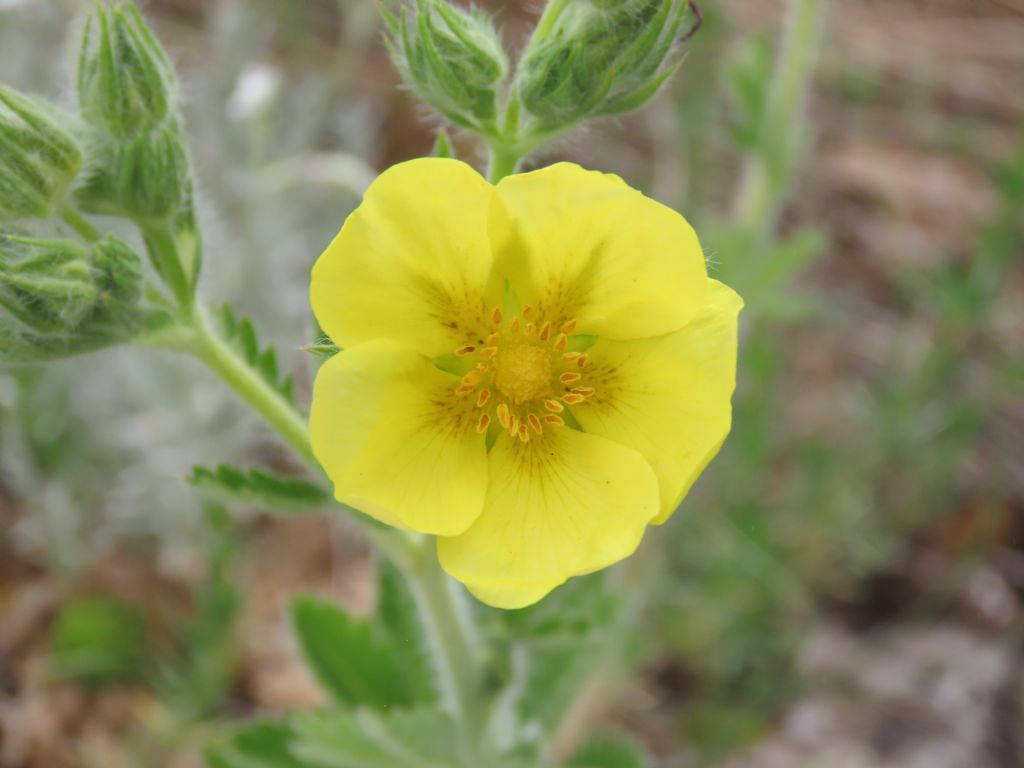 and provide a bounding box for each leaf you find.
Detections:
[216,303,296,406]
[48,595,147,685]
[206,721,314,768]
[291,708,460,768]
[374,559,439,705]
[290,596,429,711]
[189,464,331,514]
[566,733,652,768]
